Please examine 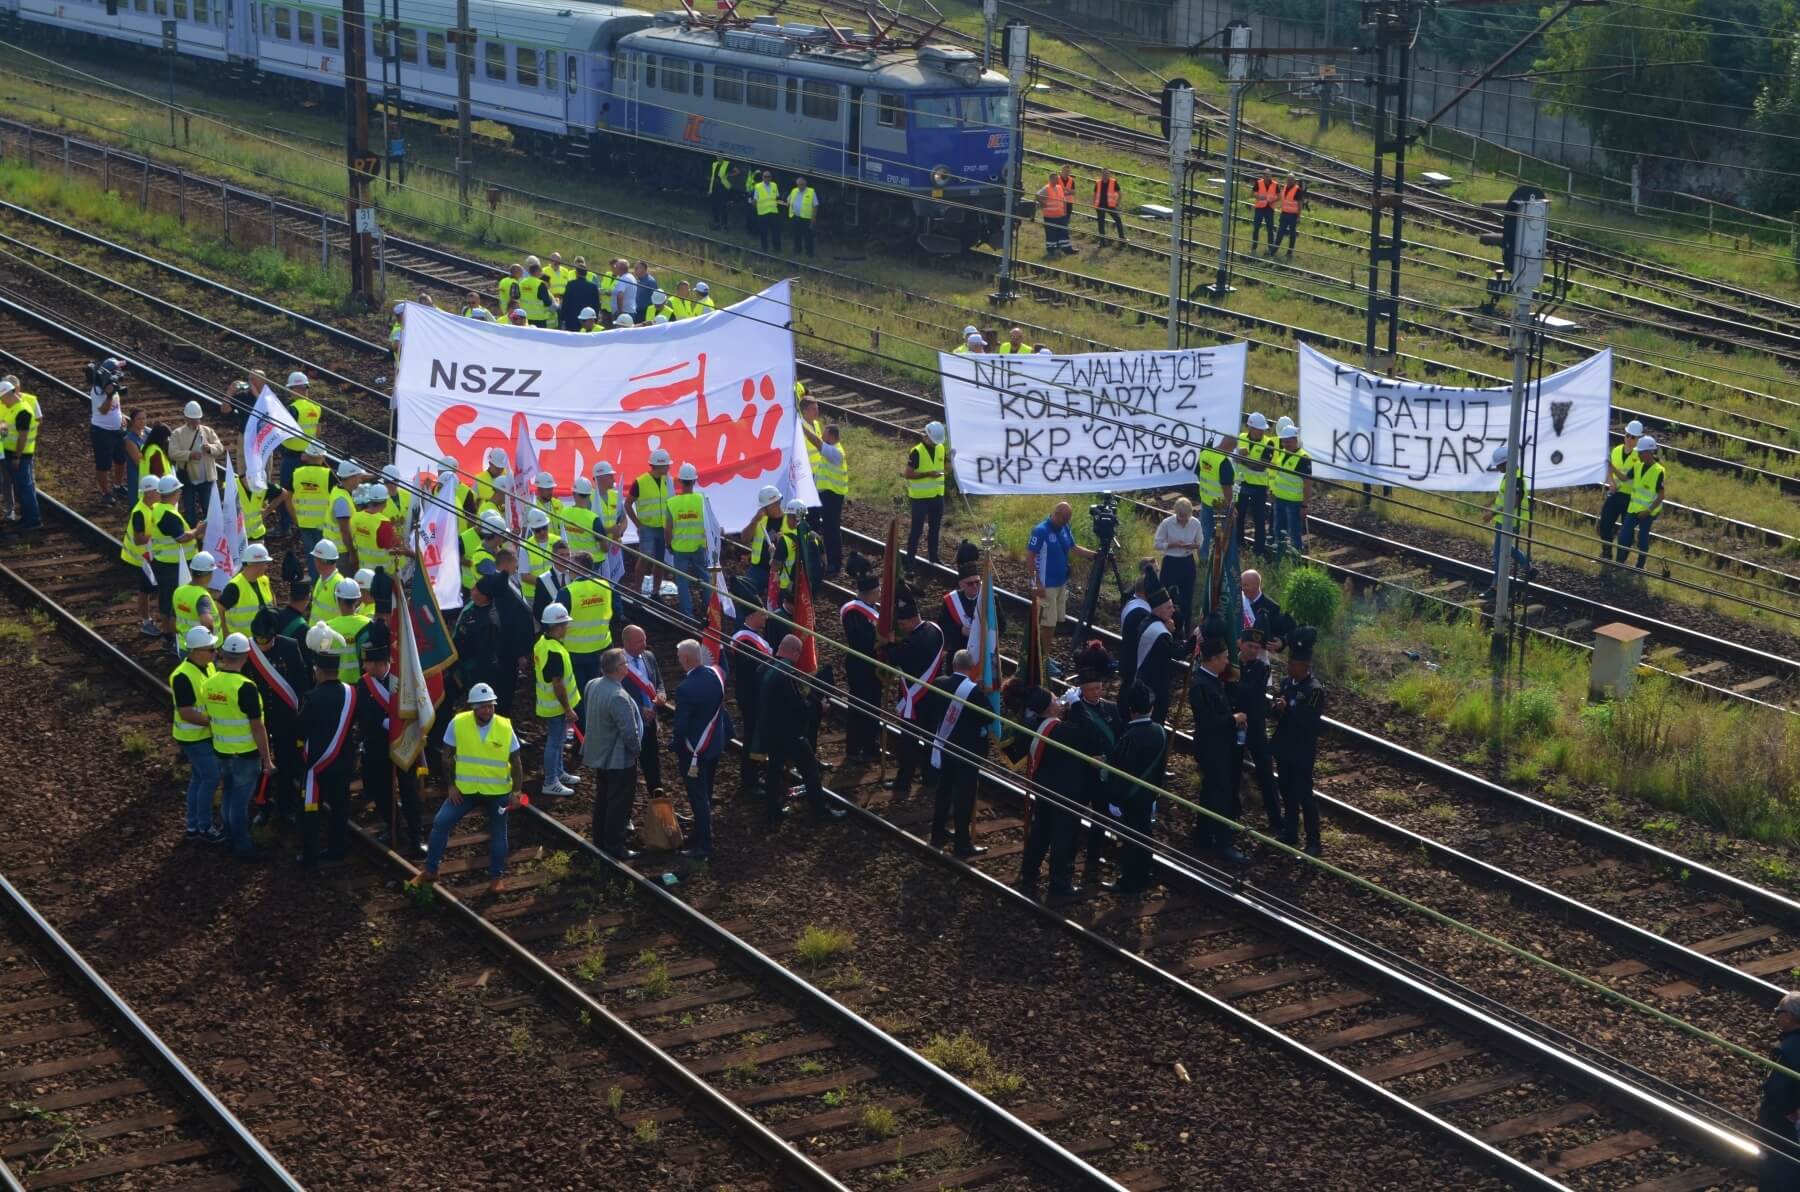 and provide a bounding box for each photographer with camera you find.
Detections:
[169,401,226,525]
[86,358,131,505]
[1024,502,1097,674]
